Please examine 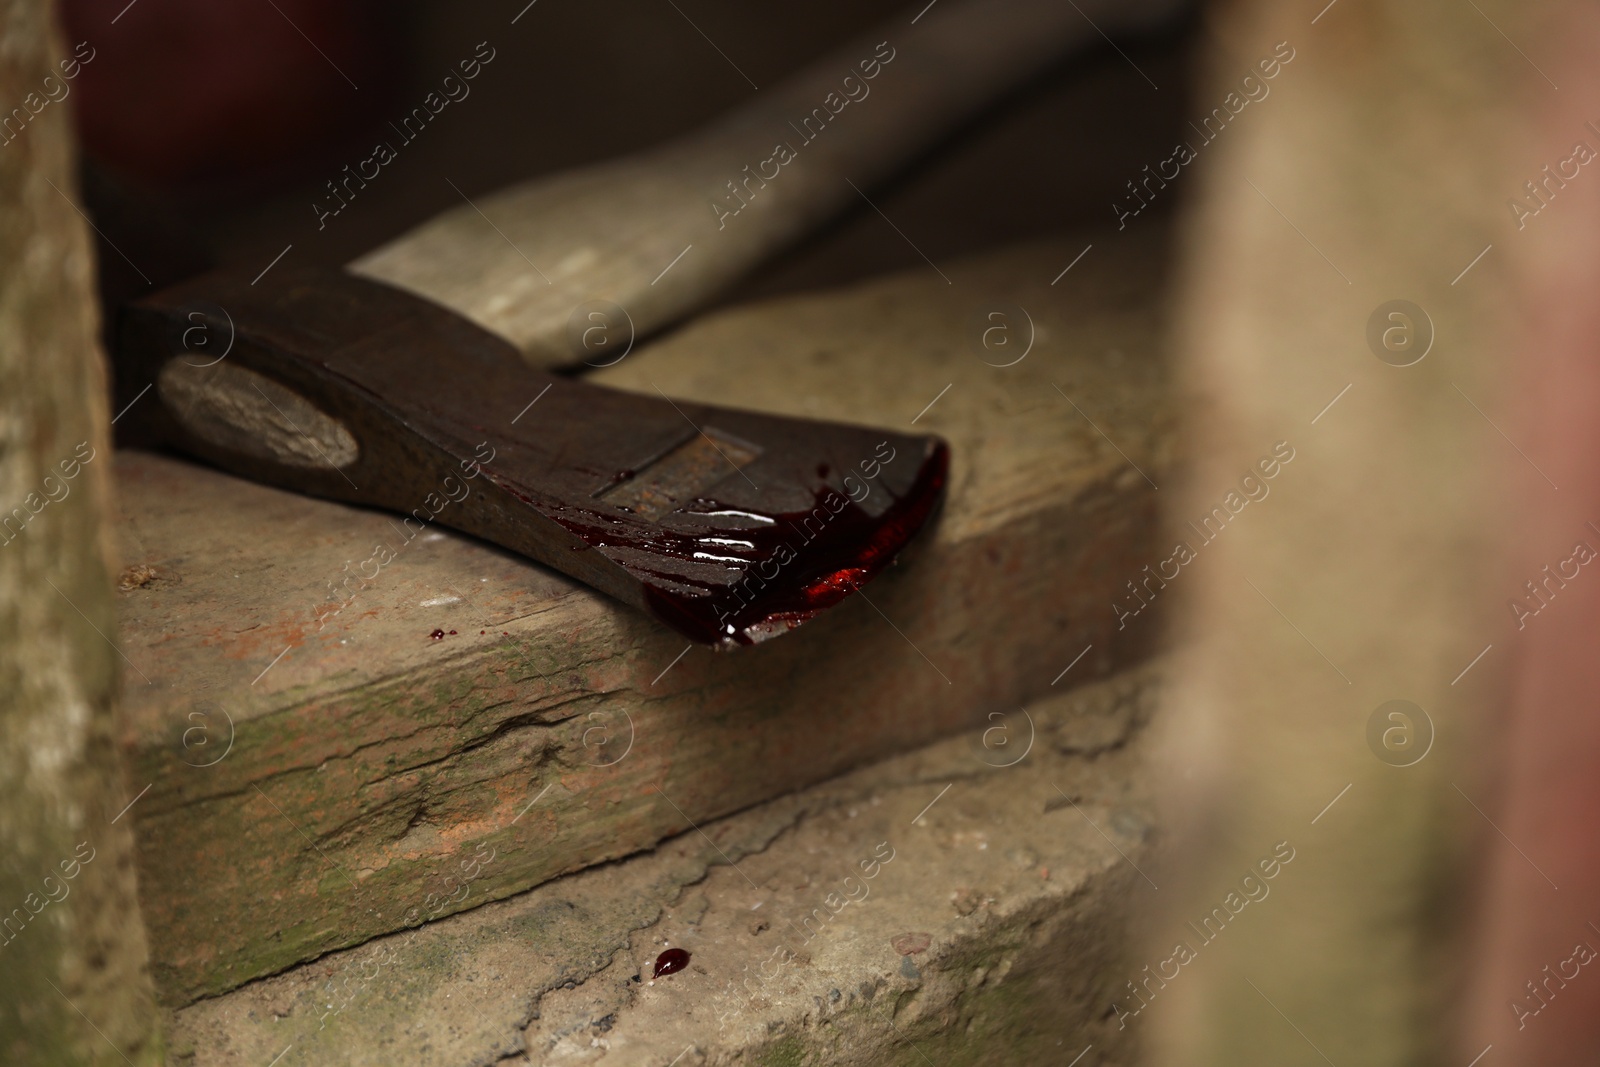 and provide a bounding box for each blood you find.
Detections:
[653,947,690,978]
[642,441,949,647]
[430,629,445,640]
[486,439,949,648]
